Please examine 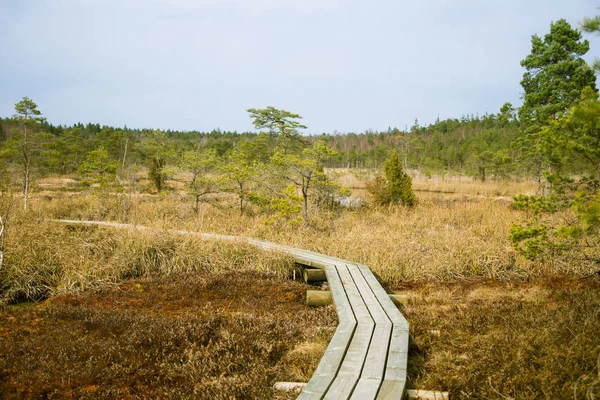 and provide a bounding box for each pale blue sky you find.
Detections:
[1,0,599,133]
